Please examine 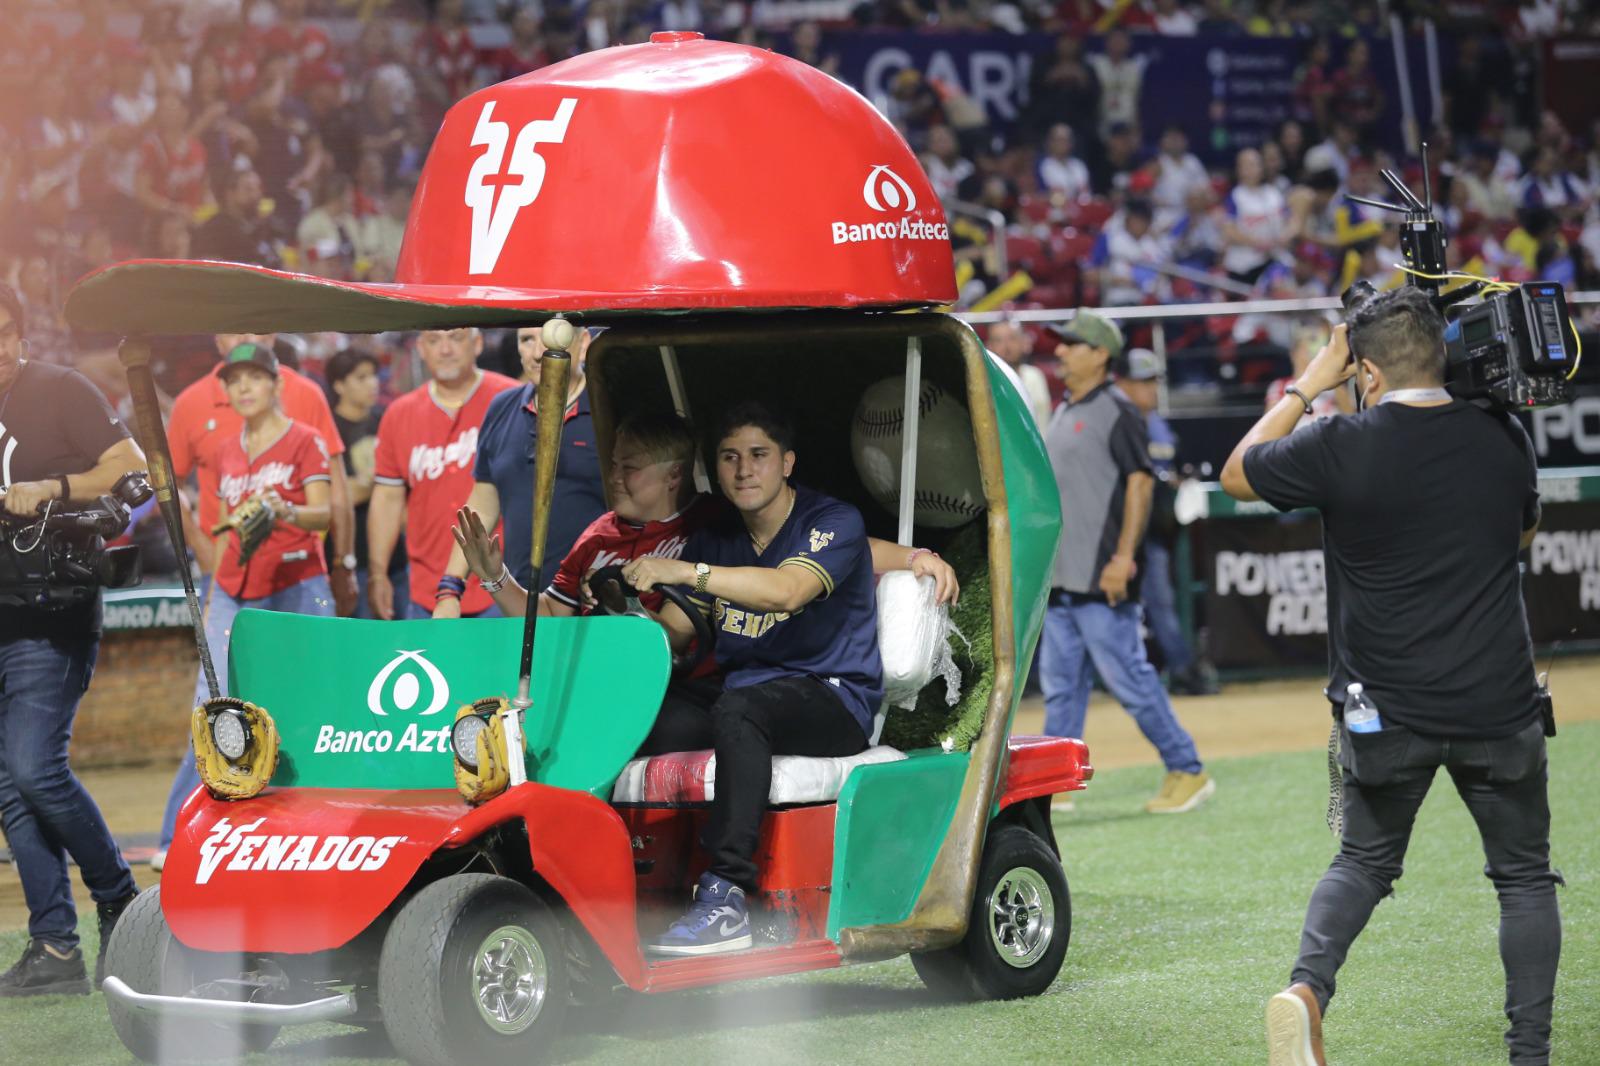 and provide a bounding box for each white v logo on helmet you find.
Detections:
[464,98,579,275]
